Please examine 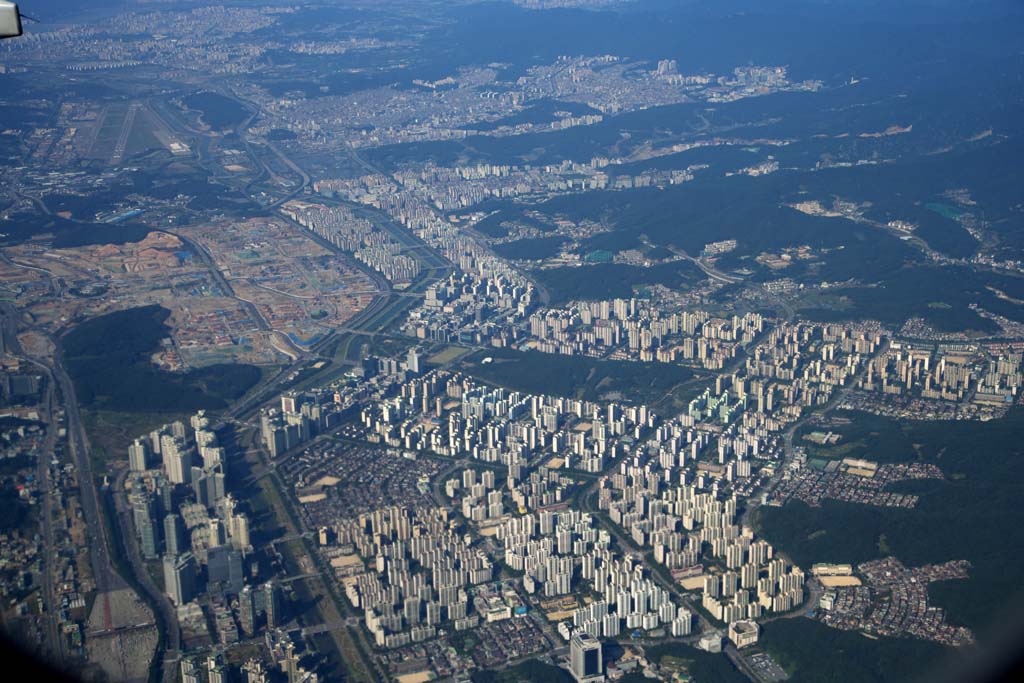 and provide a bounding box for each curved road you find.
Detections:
[4,289,181,683]
[50,336,181,683]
